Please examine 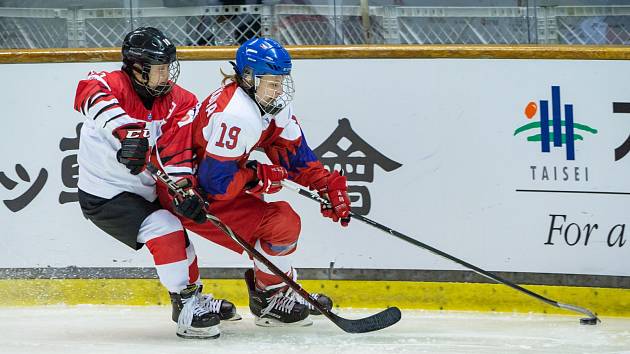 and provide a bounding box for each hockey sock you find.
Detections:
[253,239,296,292]
[139,210,190,293]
